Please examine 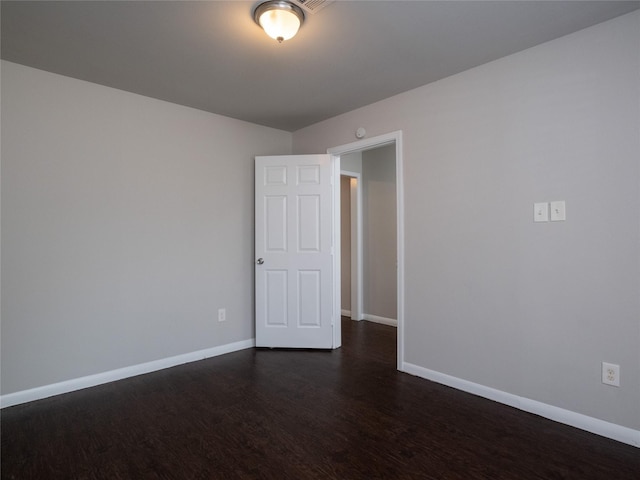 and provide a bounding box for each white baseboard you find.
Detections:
[401,361,640,448]
[364,314,397,327]
[1,338,255,409]
[341,309,351,317]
